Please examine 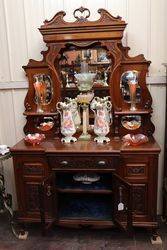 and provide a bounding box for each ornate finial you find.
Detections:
[73,6,90,22]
